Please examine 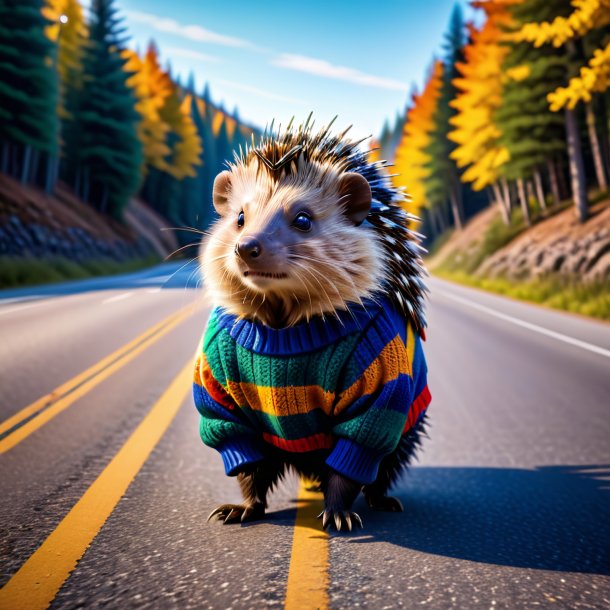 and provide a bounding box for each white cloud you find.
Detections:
[271,54,407,91]
[217,79,309,105]
[164,47,222,63]
[125,10,254,48]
